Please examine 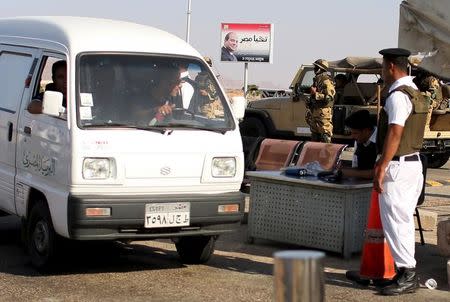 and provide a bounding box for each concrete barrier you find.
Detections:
[437,219,450,257]
[415,209,438,231]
